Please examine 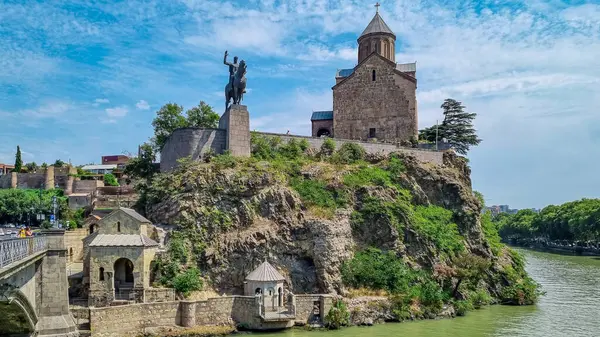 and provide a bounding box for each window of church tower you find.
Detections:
[372,70,376,81]
[99,267,105,281]
[369,128,377,138]
[117,221,121,232]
